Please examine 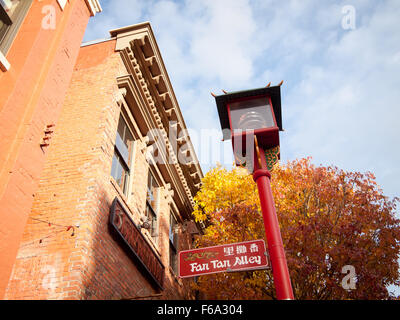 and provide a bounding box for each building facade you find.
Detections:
[0,0,101,299]
[1,2,203,300]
